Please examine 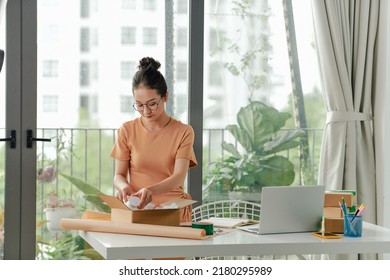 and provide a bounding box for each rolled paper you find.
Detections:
[81,210,111,221]
[61,218,207,240]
